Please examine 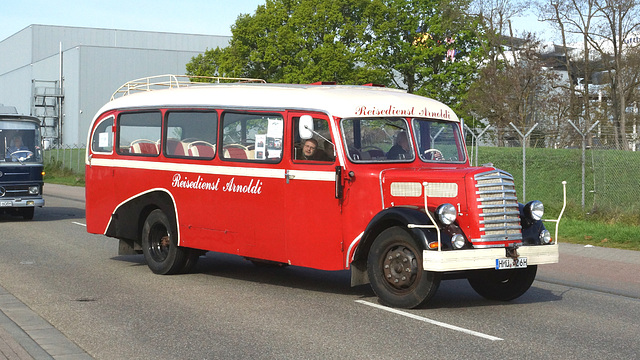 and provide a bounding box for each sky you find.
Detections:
[0,0,552,42]
[0,0,267,40]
